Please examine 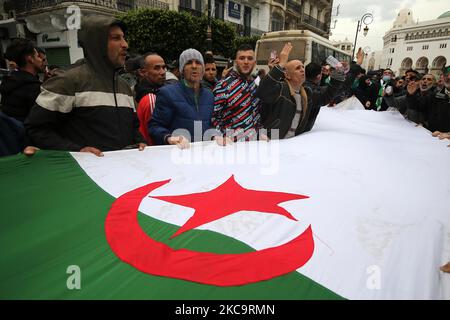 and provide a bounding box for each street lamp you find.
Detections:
[352,13,373,61]
[206,0,213,54]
